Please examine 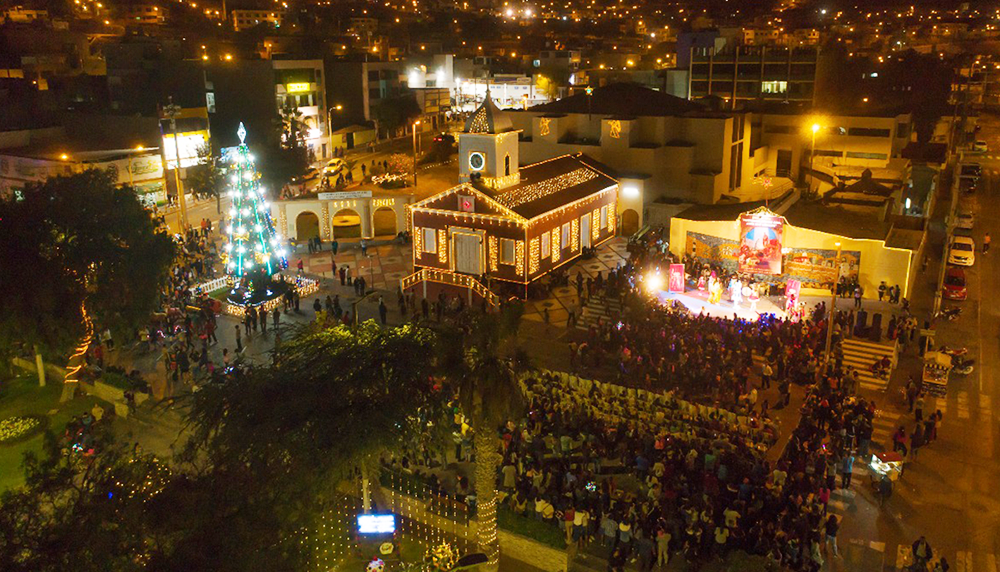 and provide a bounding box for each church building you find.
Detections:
[407,94,619,300]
